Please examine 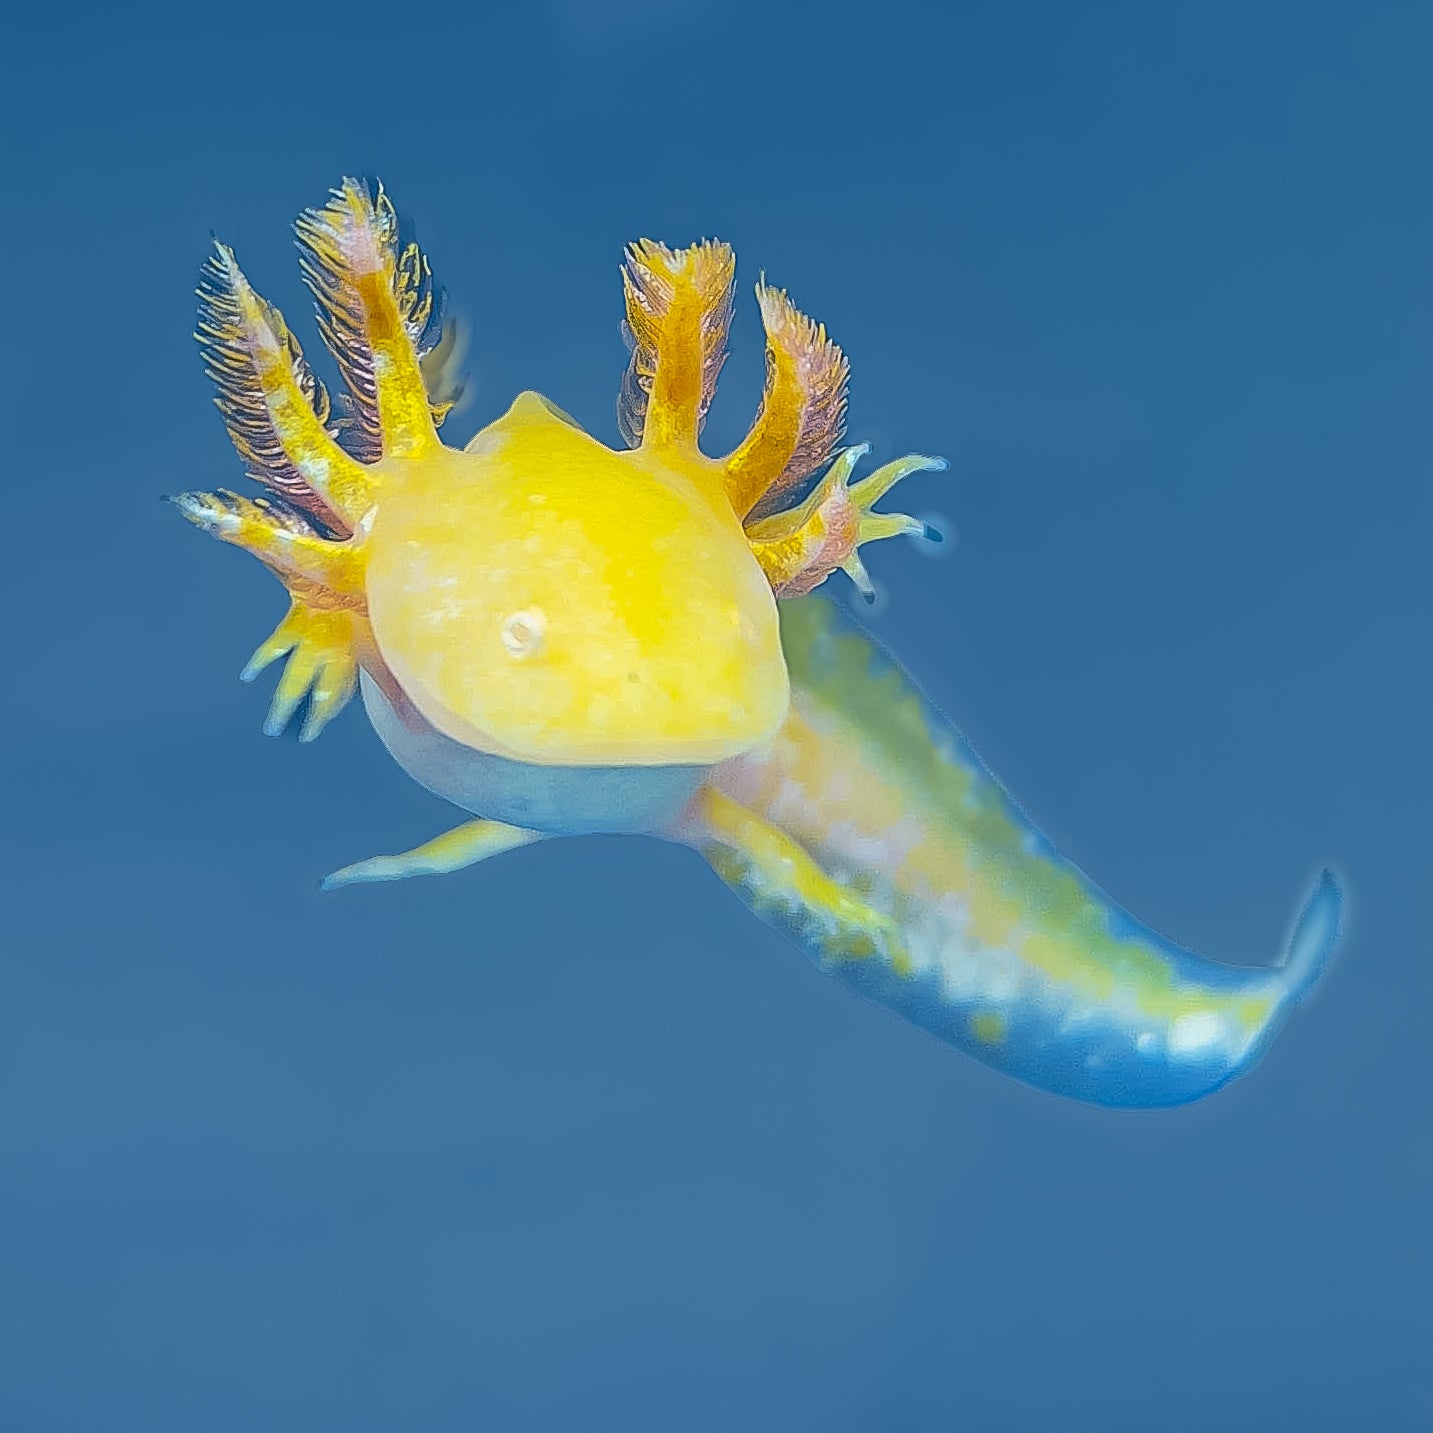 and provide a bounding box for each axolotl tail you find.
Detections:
[706,597,1343,1108]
